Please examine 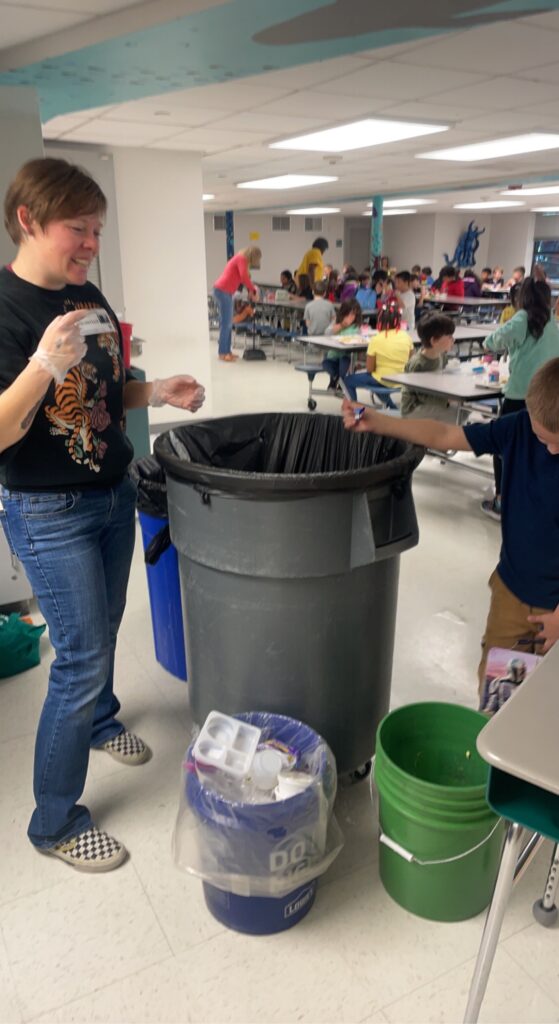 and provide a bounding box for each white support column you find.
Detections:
[0,87,44,266]
[112,147,212,426]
